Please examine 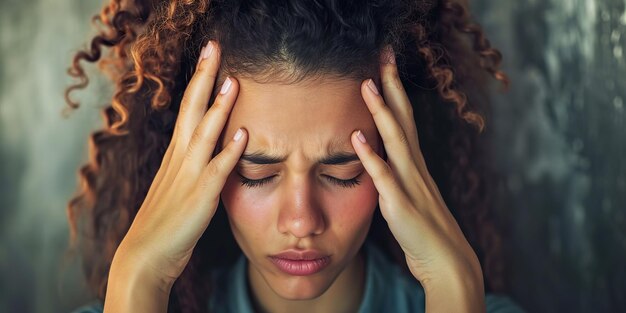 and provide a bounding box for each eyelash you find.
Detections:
[237,173,362,189]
